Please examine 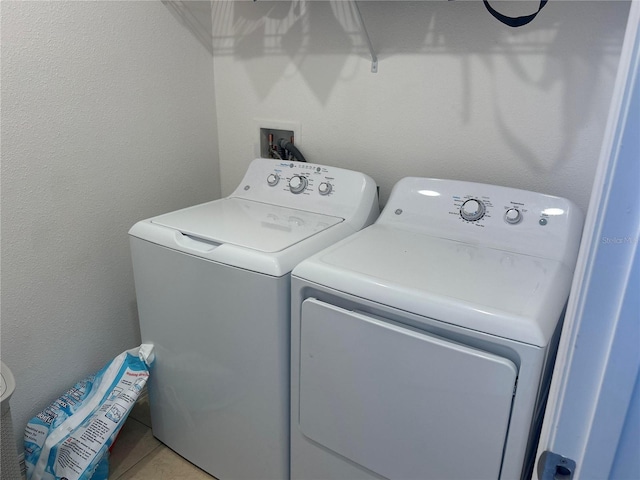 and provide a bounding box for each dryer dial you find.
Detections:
[289,175,308,194]
[504,208,523,225]
[460,199,486,222]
